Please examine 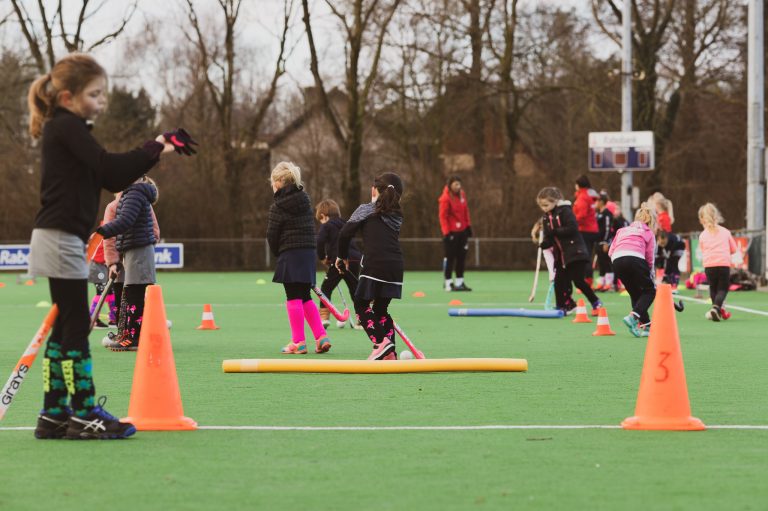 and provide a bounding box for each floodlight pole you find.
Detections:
[747,0,766,277]
[620,0,633,220]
